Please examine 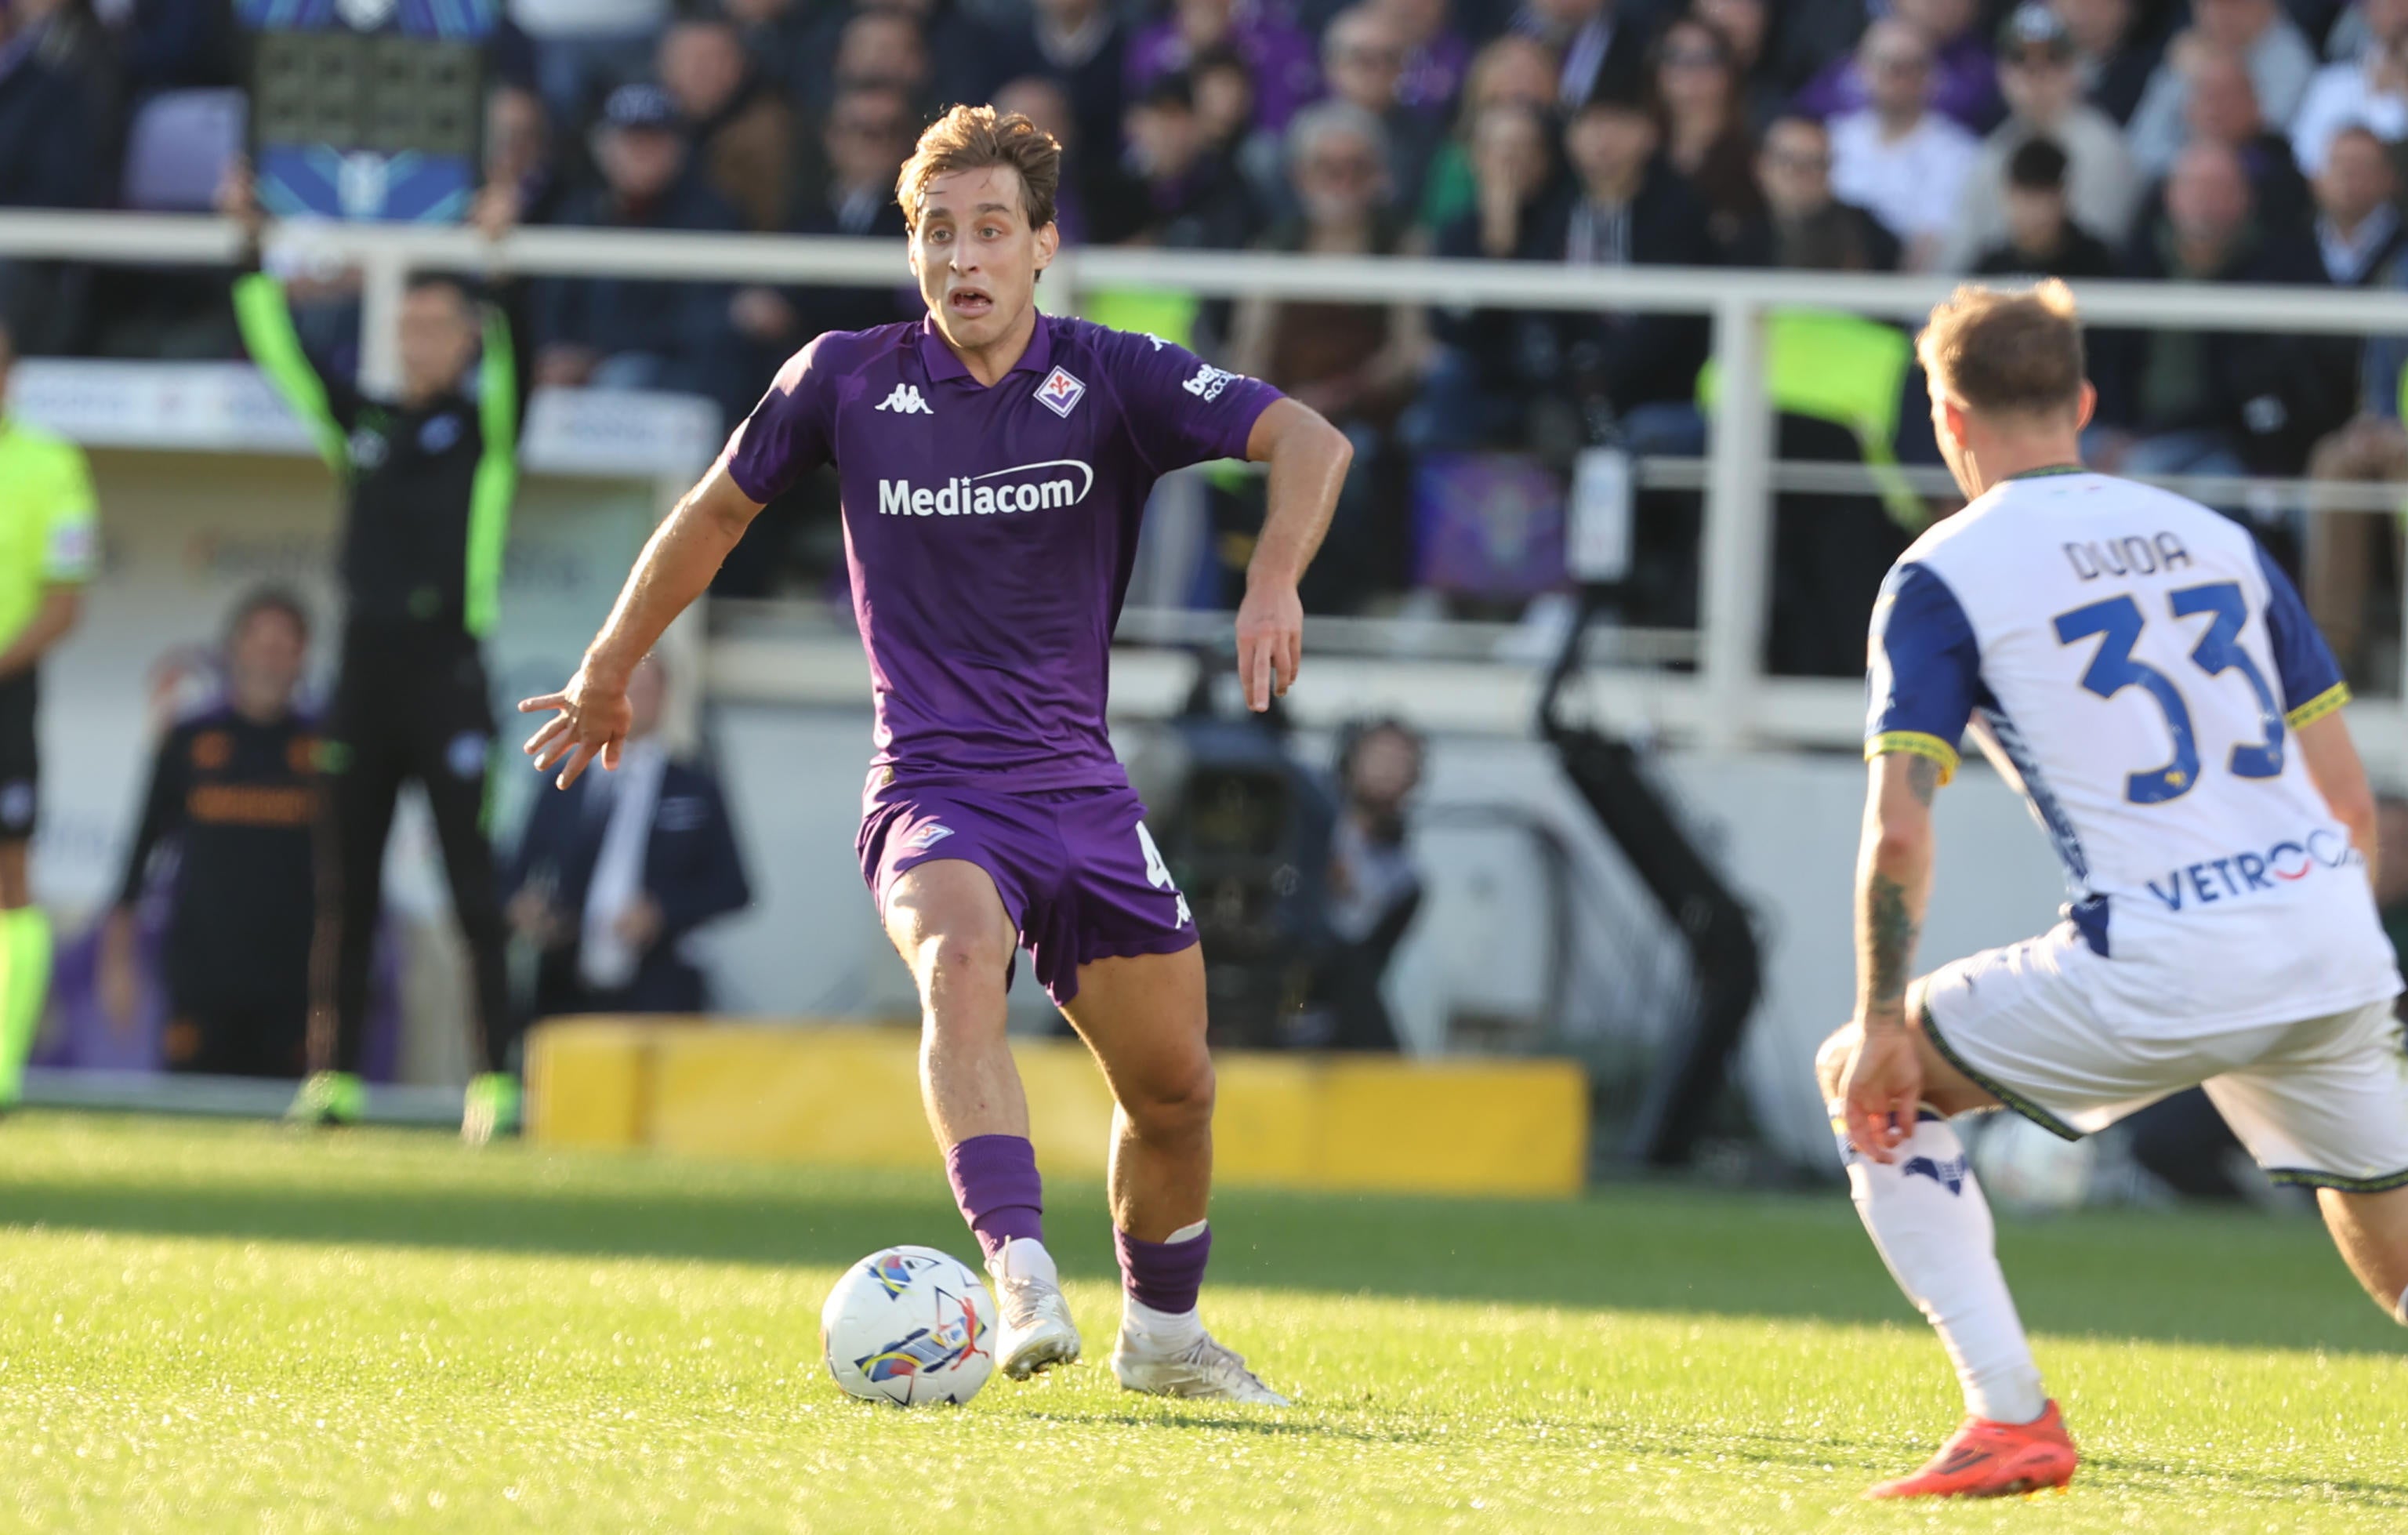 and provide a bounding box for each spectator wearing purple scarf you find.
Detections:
[1791,0,2005,133]
[1128,0,1321,132]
